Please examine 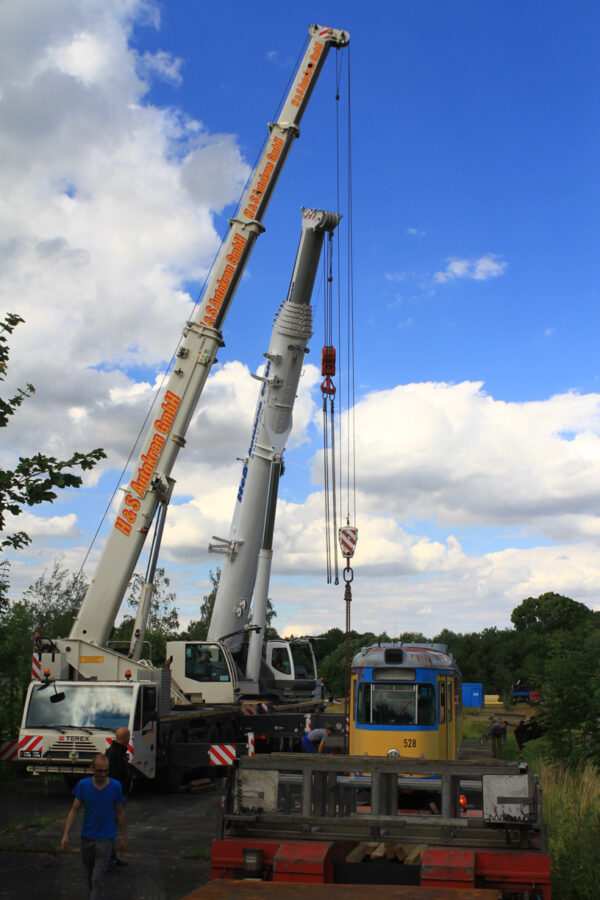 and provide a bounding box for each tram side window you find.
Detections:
[417,684,435,725]
[357,683,371,723]
[448,678,453,722]
[439,680,446,725]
